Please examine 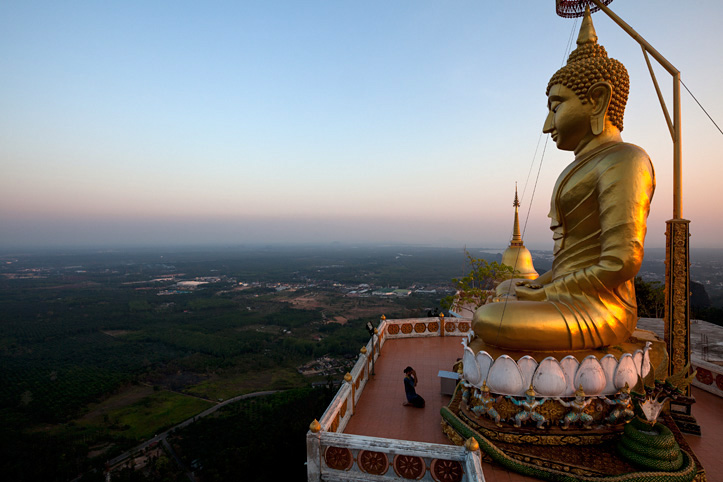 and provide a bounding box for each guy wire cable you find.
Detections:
[681,79,723,137]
